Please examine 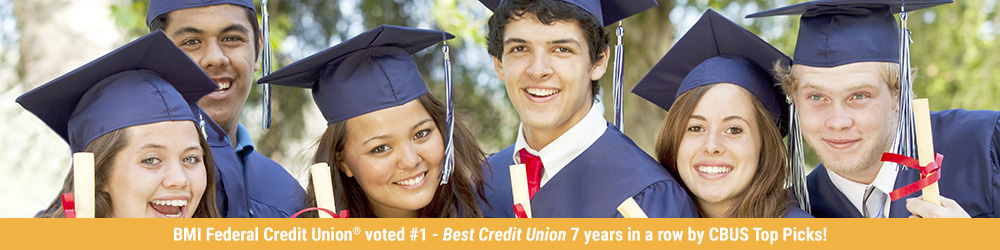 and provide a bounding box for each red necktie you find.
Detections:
[518,148,544,200]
